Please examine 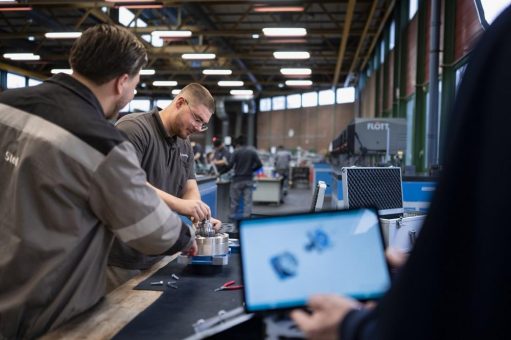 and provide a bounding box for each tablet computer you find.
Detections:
[238,208,390,313]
